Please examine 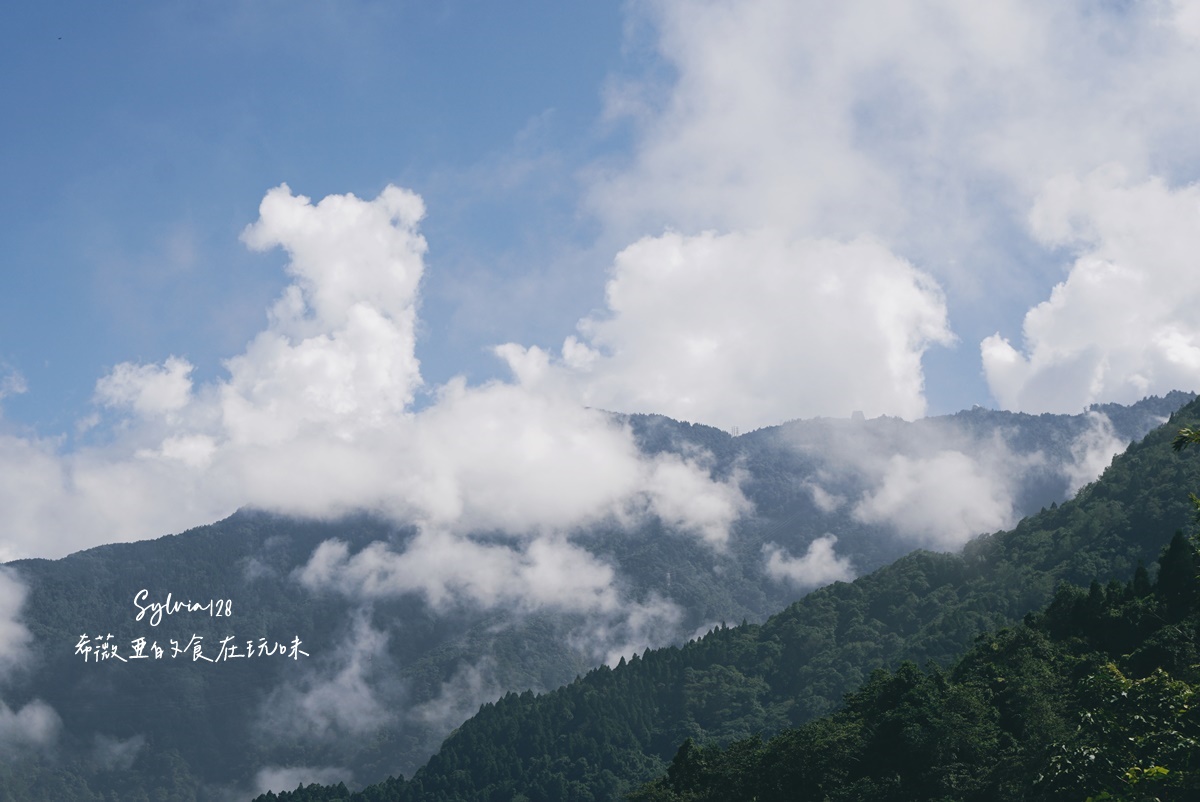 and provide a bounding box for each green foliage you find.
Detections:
[3,394,1196,800]
[631,536,1200,802]
[1171,425,1200,525]
[281,395,1200,801]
